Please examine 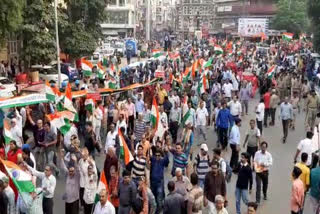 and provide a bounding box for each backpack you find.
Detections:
[220,159,232,183]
